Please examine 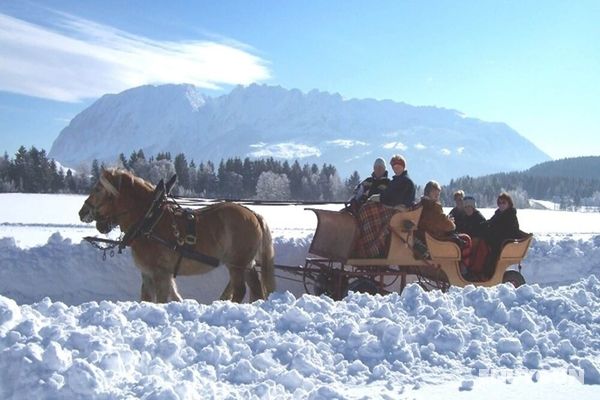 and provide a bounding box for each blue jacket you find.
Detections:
[380,170,416,207]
